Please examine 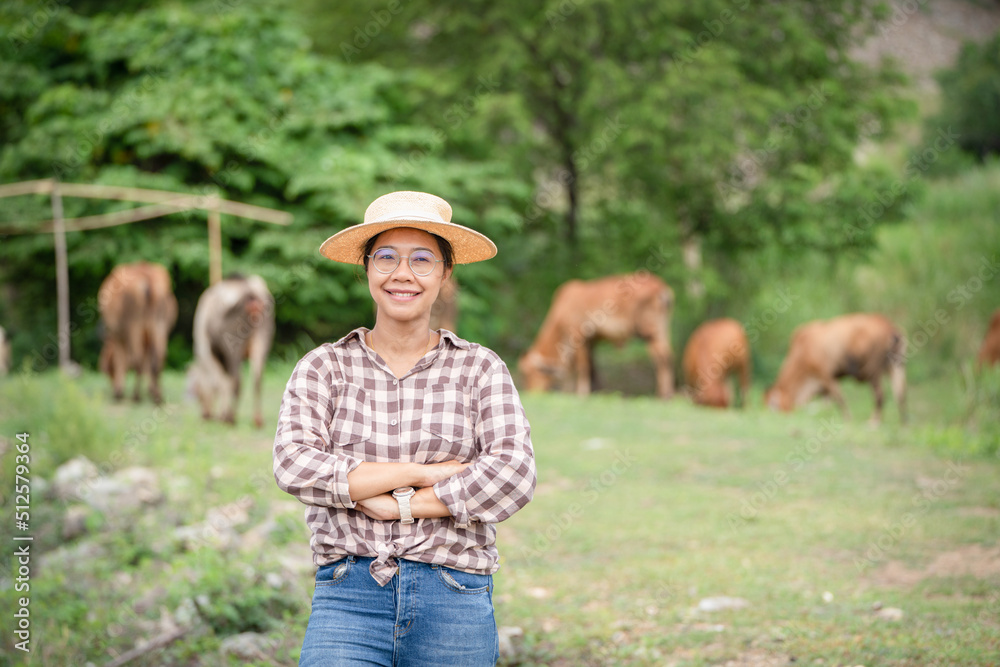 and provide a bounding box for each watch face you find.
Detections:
[393,486,415,498]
